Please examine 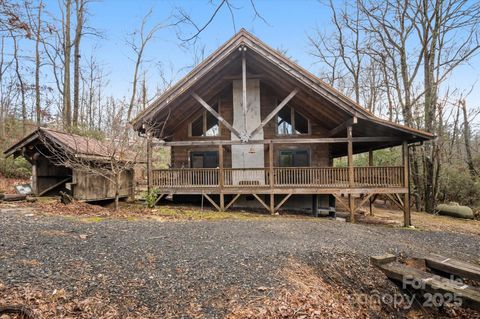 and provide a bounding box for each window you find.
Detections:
[190,103,220,137]
[190,151,219,168]
[279,150,310,167]
[276,105,309,135]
